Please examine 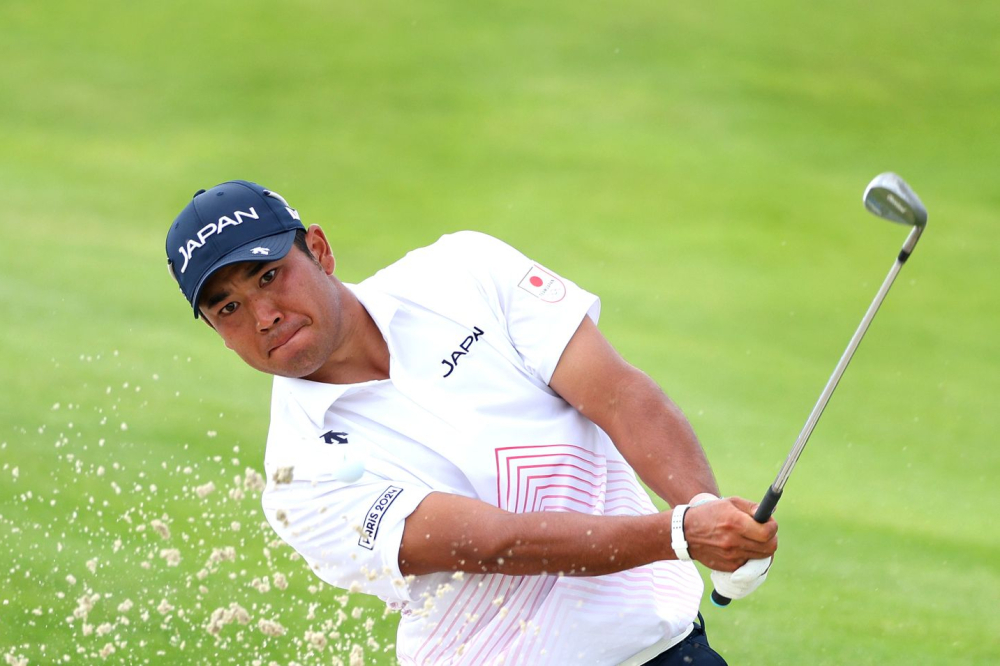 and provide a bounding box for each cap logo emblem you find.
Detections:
[264,189,300,221]
[250,247,270,256]
[177,207,260,274]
